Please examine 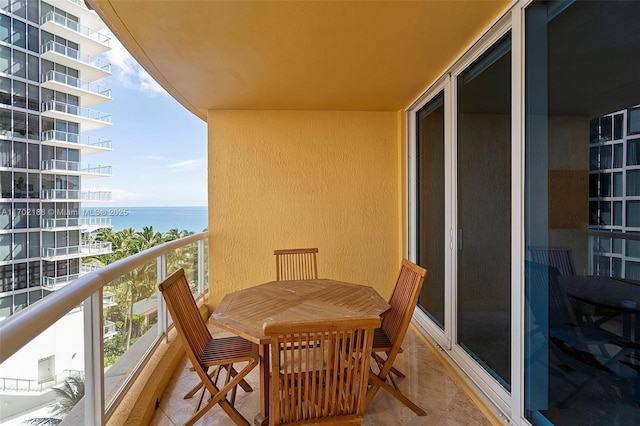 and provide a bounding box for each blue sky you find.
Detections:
[82,31,208,207]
